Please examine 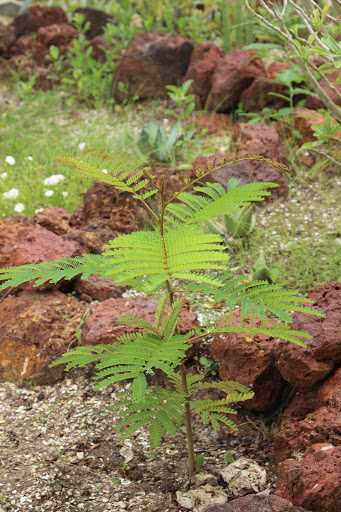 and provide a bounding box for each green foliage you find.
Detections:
[252,250,279,284]
[48,13,120,107]
[0,149,325,477]
[245,0,341,163]
[137,80,199,165]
